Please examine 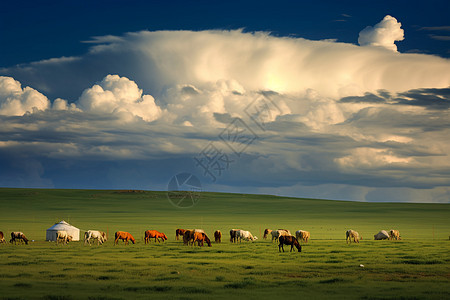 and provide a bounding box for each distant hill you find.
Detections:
[0,188,448,240]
